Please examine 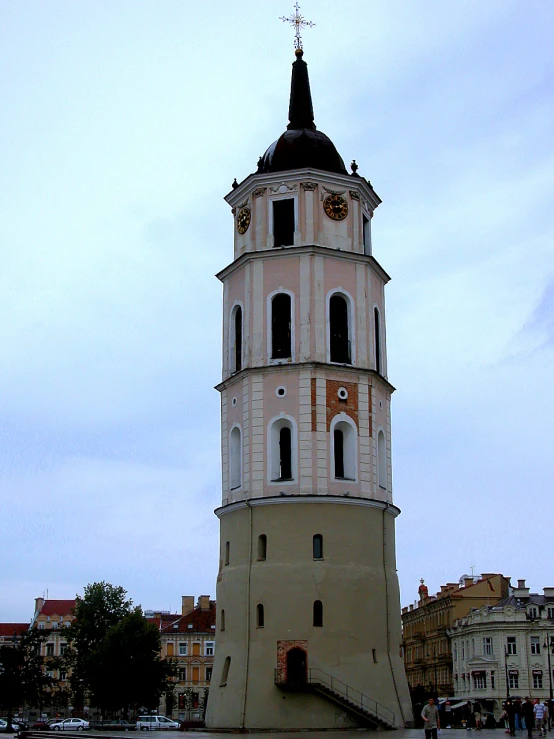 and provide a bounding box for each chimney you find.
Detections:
[513,580,530,599]
[181,596,194,615]
[517,579,526,589]
[34,597,45,615]
[543,587,554,599]
[464,577,473,588]
[199,595,210,611]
